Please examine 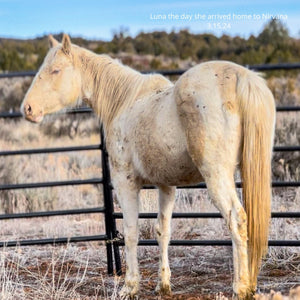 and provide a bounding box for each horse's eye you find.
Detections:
[51,69,60,75]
